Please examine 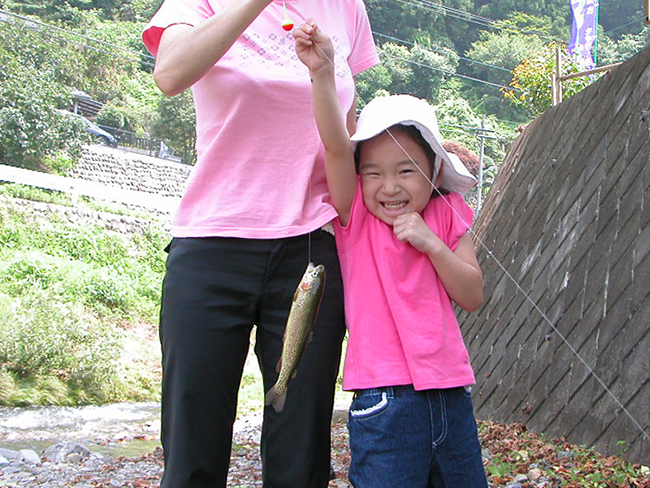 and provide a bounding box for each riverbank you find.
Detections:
[1,413,648,488]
